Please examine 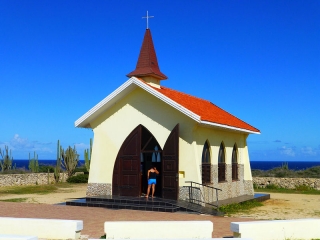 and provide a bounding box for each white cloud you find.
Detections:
[74,143,90,152]
[279,146,296,157]
[301,146,318,156]
[248,140,269,144]
[0,134,54,159]
[10,134,34,150]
